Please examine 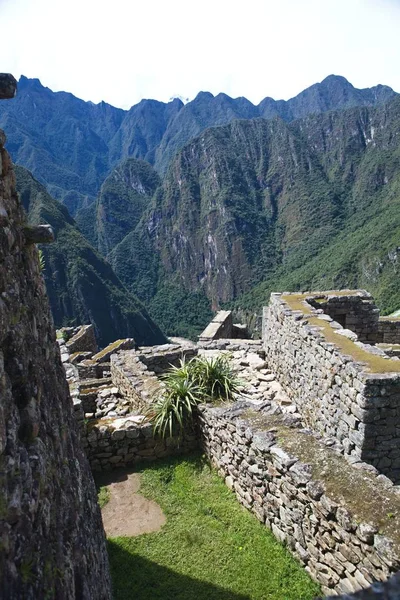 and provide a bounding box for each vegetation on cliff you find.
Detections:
[108,96,400,333]
[15,165,166,346]
[0,75,395,215]
[4,76,400,338]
